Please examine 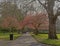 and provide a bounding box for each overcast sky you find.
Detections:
[0,0,3,2]
[0,0,60,18]
[0,0,1,2]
